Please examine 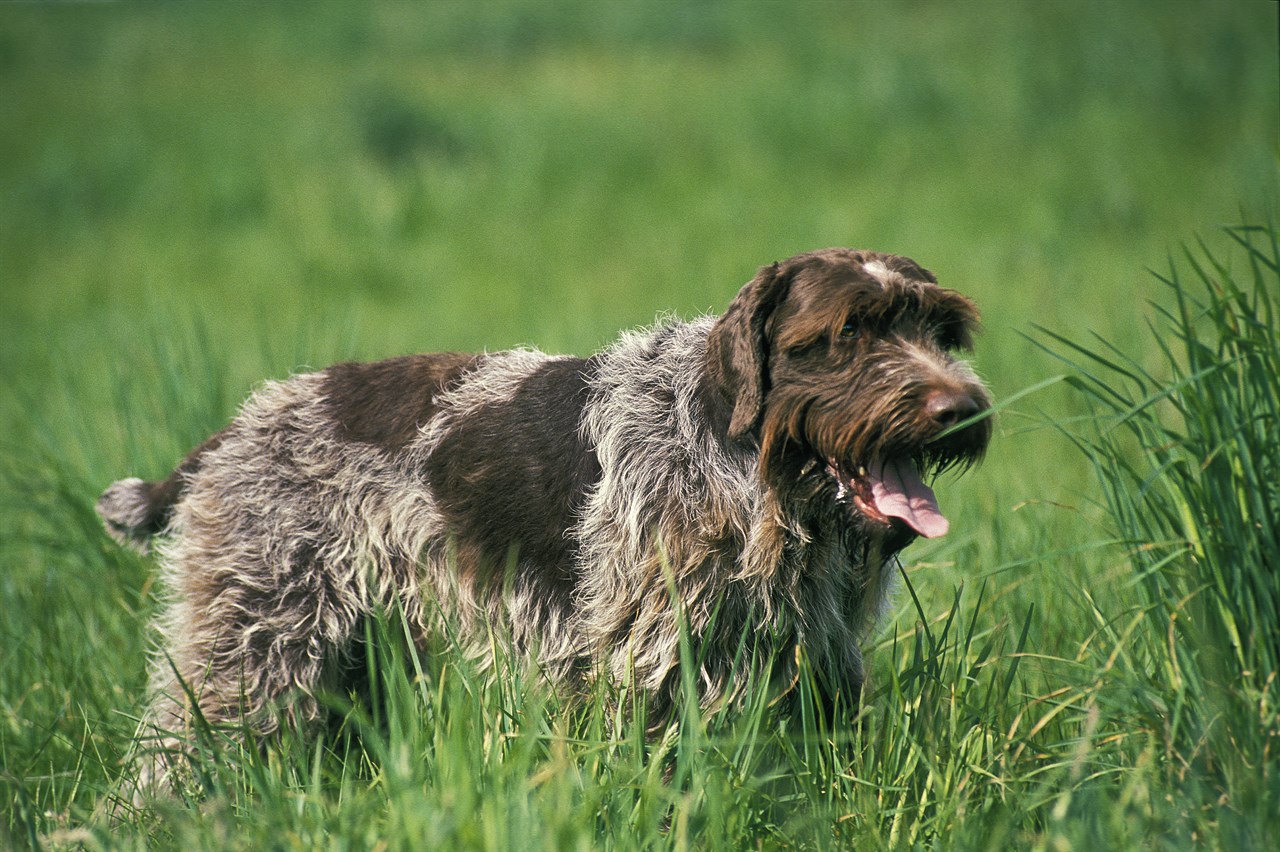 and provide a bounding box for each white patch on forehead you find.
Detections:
[862,260,892,284]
